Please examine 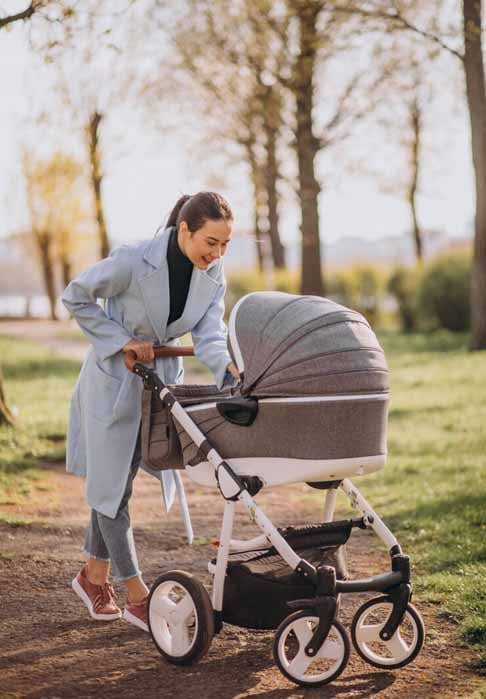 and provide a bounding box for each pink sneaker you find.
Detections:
[123,595,149,632]
[72,565,122,621]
